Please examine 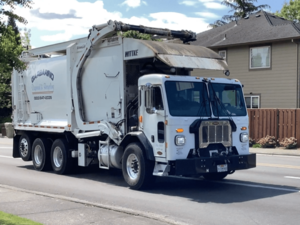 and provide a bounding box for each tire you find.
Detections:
[32,138,51,171]
[50,139,72,174]
[19,134,33,161]
[203,172,228,180]
[122,142,155,190]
